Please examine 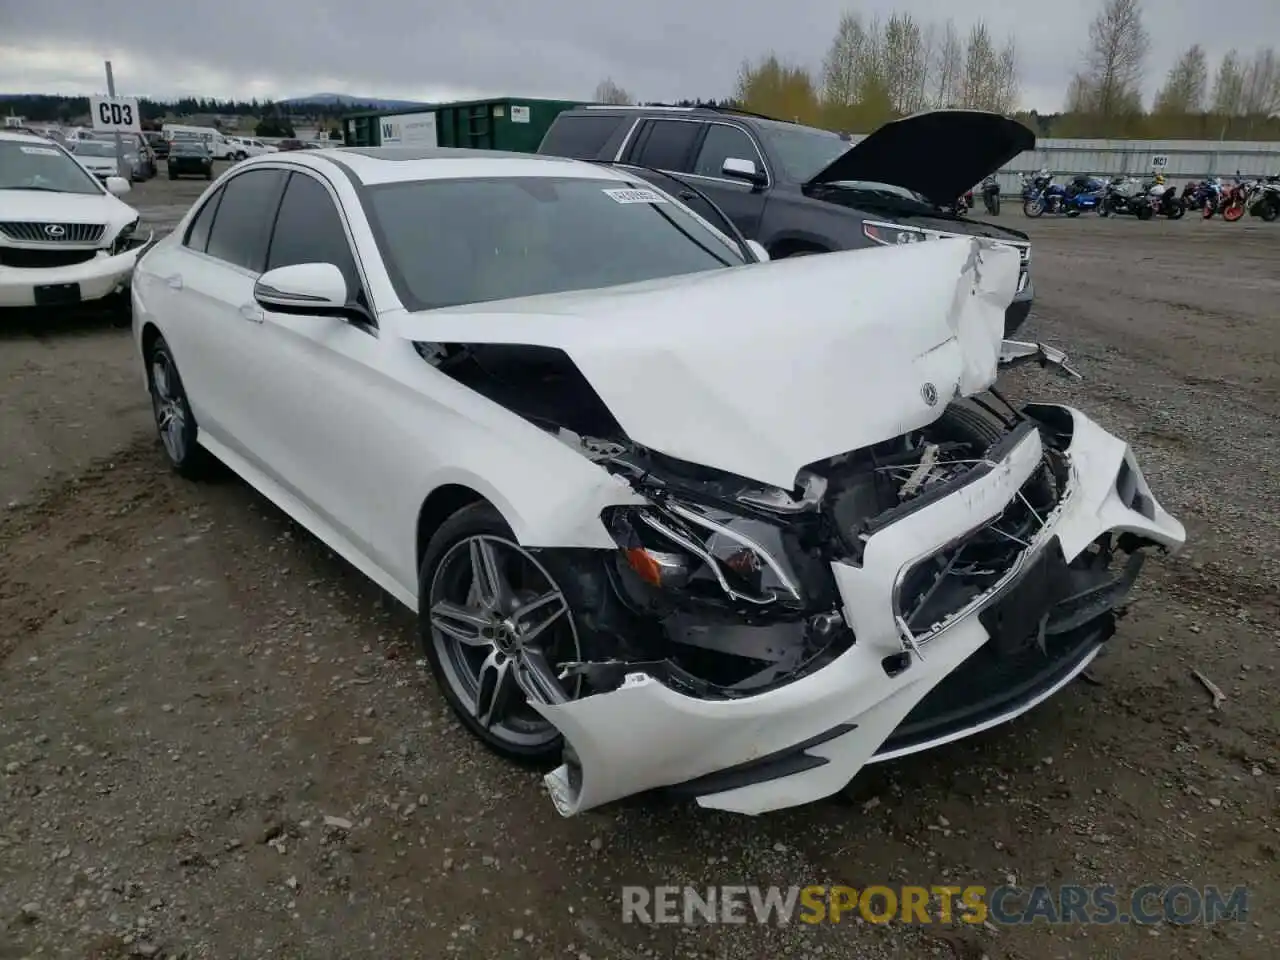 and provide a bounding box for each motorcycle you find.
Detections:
[1149,180,1184,219]
[1100,176,1149,218]
[1181,179,1221,215]
[1246,175,1280,221]
[1022,171,1104,217]
[1220,178,1251,222]
[981,174,1001,215]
